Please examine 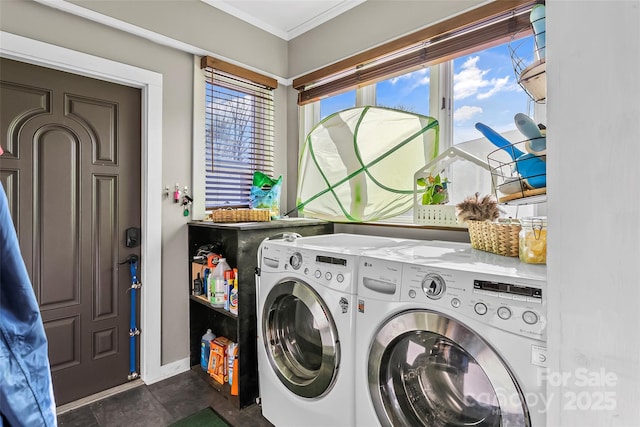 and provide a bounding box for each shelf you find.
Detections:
[187,220,334,409]
[192,365,239,407]
[190,295,237,320]
[188,217,329,231]
[498,188,547,205]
